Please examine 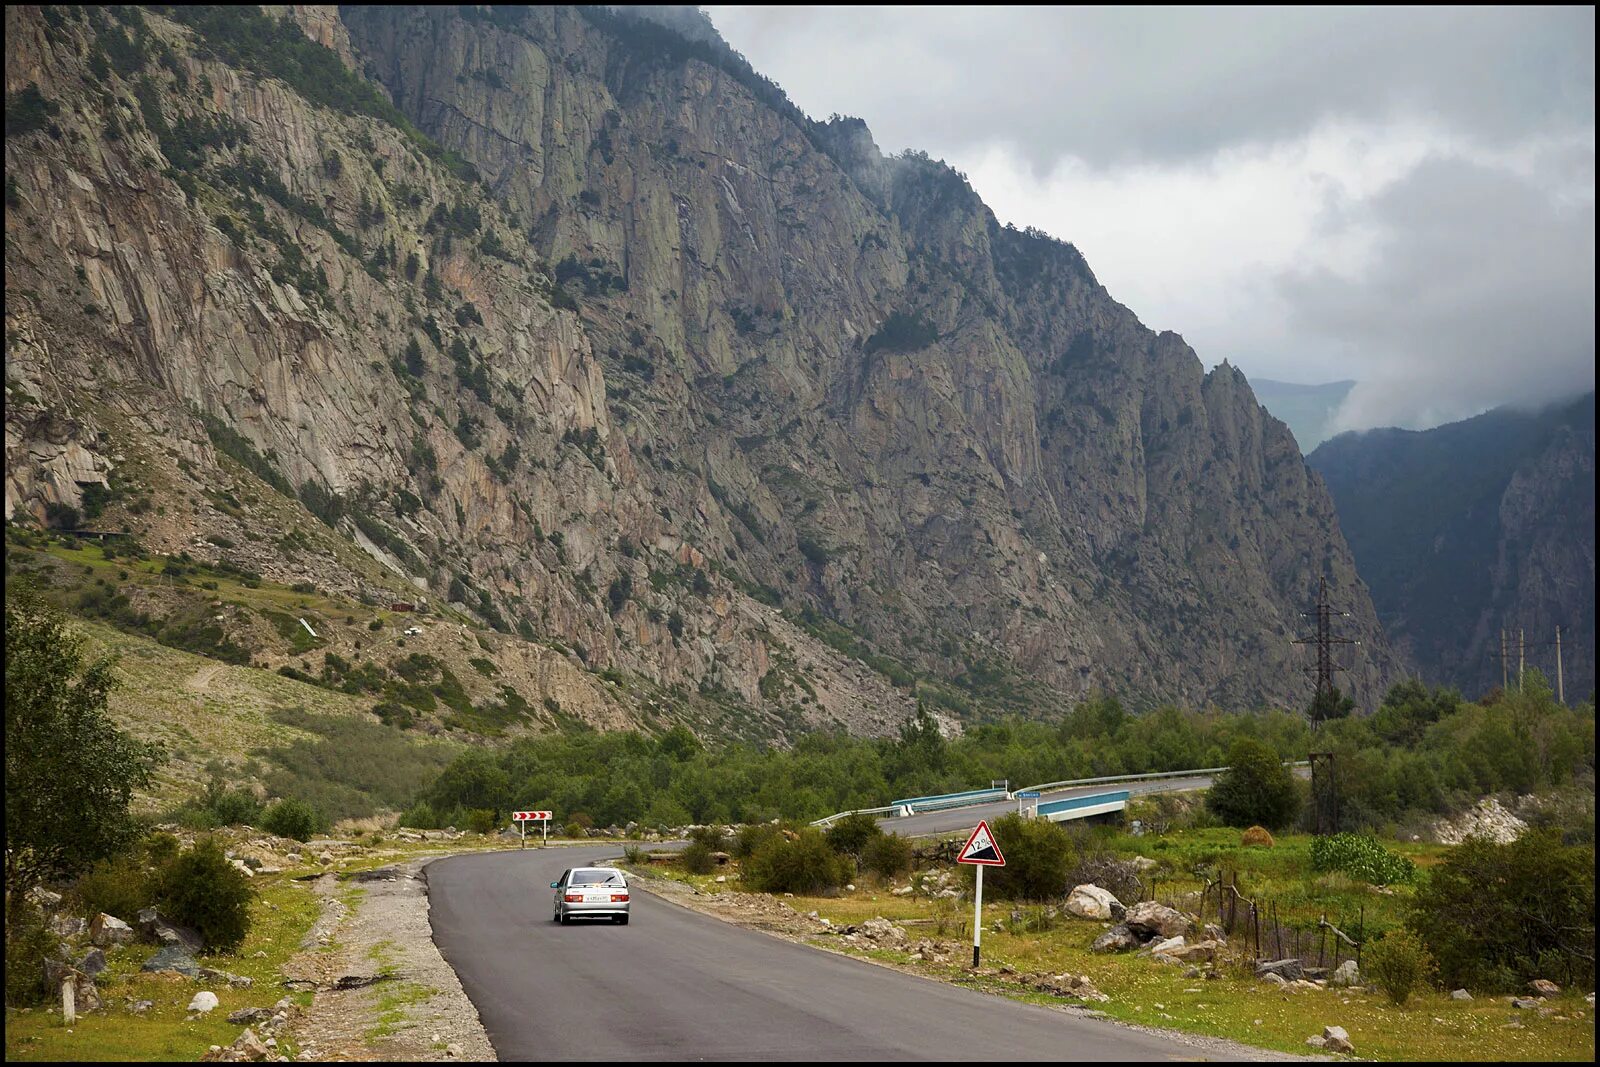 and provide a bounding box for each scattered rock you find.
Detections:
[1529,979,1561,996]
[1066,884,1123,921]
[127,999,154,1015]
[1145,935,1186,956]
[201,1027,271,1062]
[1166,940,1219,963]
[1330,960,1360,987]
[1091,924,1142,953]
[51,915,88,940]
[90,913,135,947]
[136,907,205,954]
[201,966,254,989]
[228,1007,274,1025]
[857,917,909,945]
[188,991,220,1015]
[142,945,200,977]
[1432,798,1527,845]
[78,948,107,977]
[1255,958,1305,982]
[1124,901,1190,940]
[1322,1025,1354,1053]
[27,887,63,911]
[1260,972,1289,988]
[1203,923,1227,944]
[1450,989,1473,1001]
[1130,856,1159,873]
[1510,997,1541,1010]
